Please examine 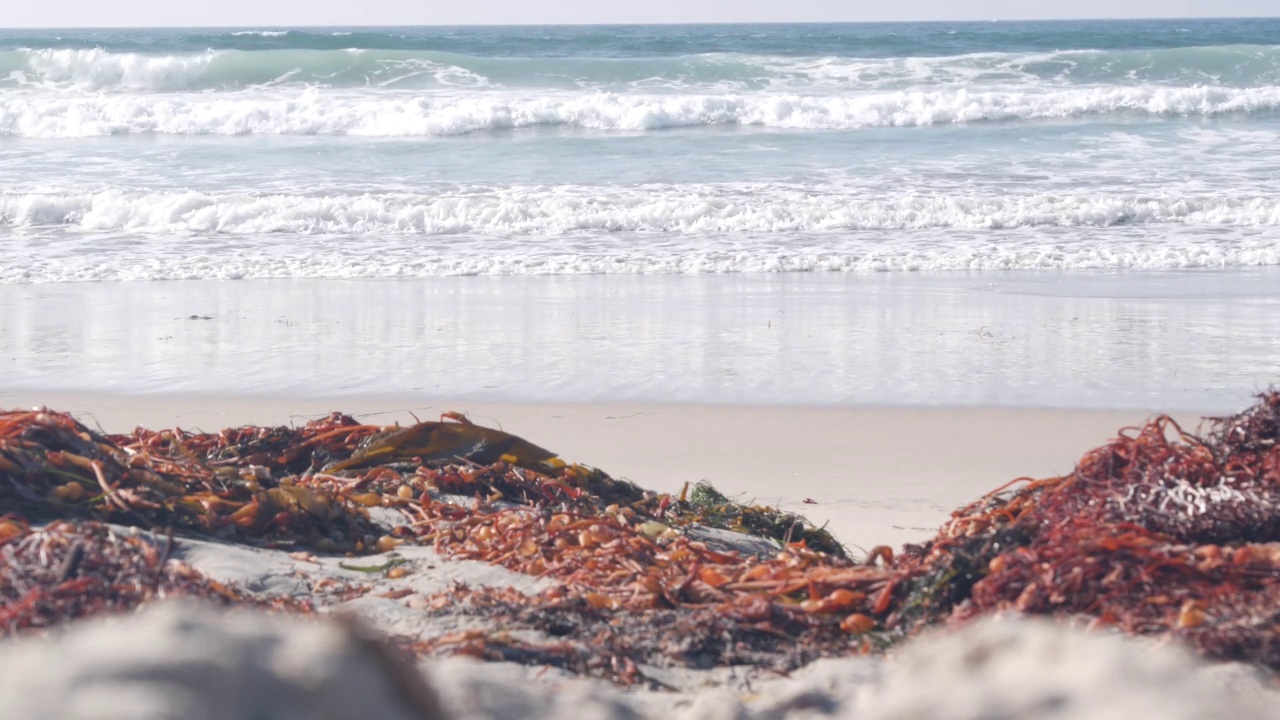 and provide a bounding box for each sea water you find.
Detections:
[1,20,1278,406]
[3,20,1280,281]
